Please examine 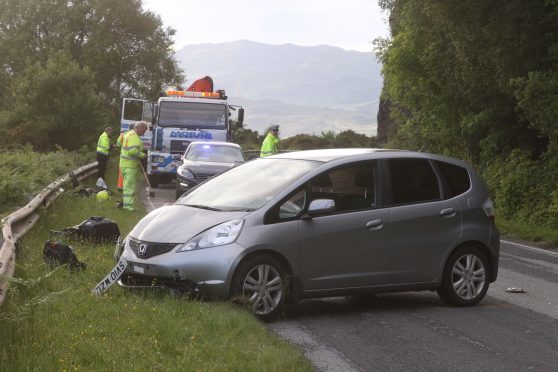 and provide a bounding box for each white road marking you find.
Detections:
[501,239,558,258]
[269,321,362,372]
